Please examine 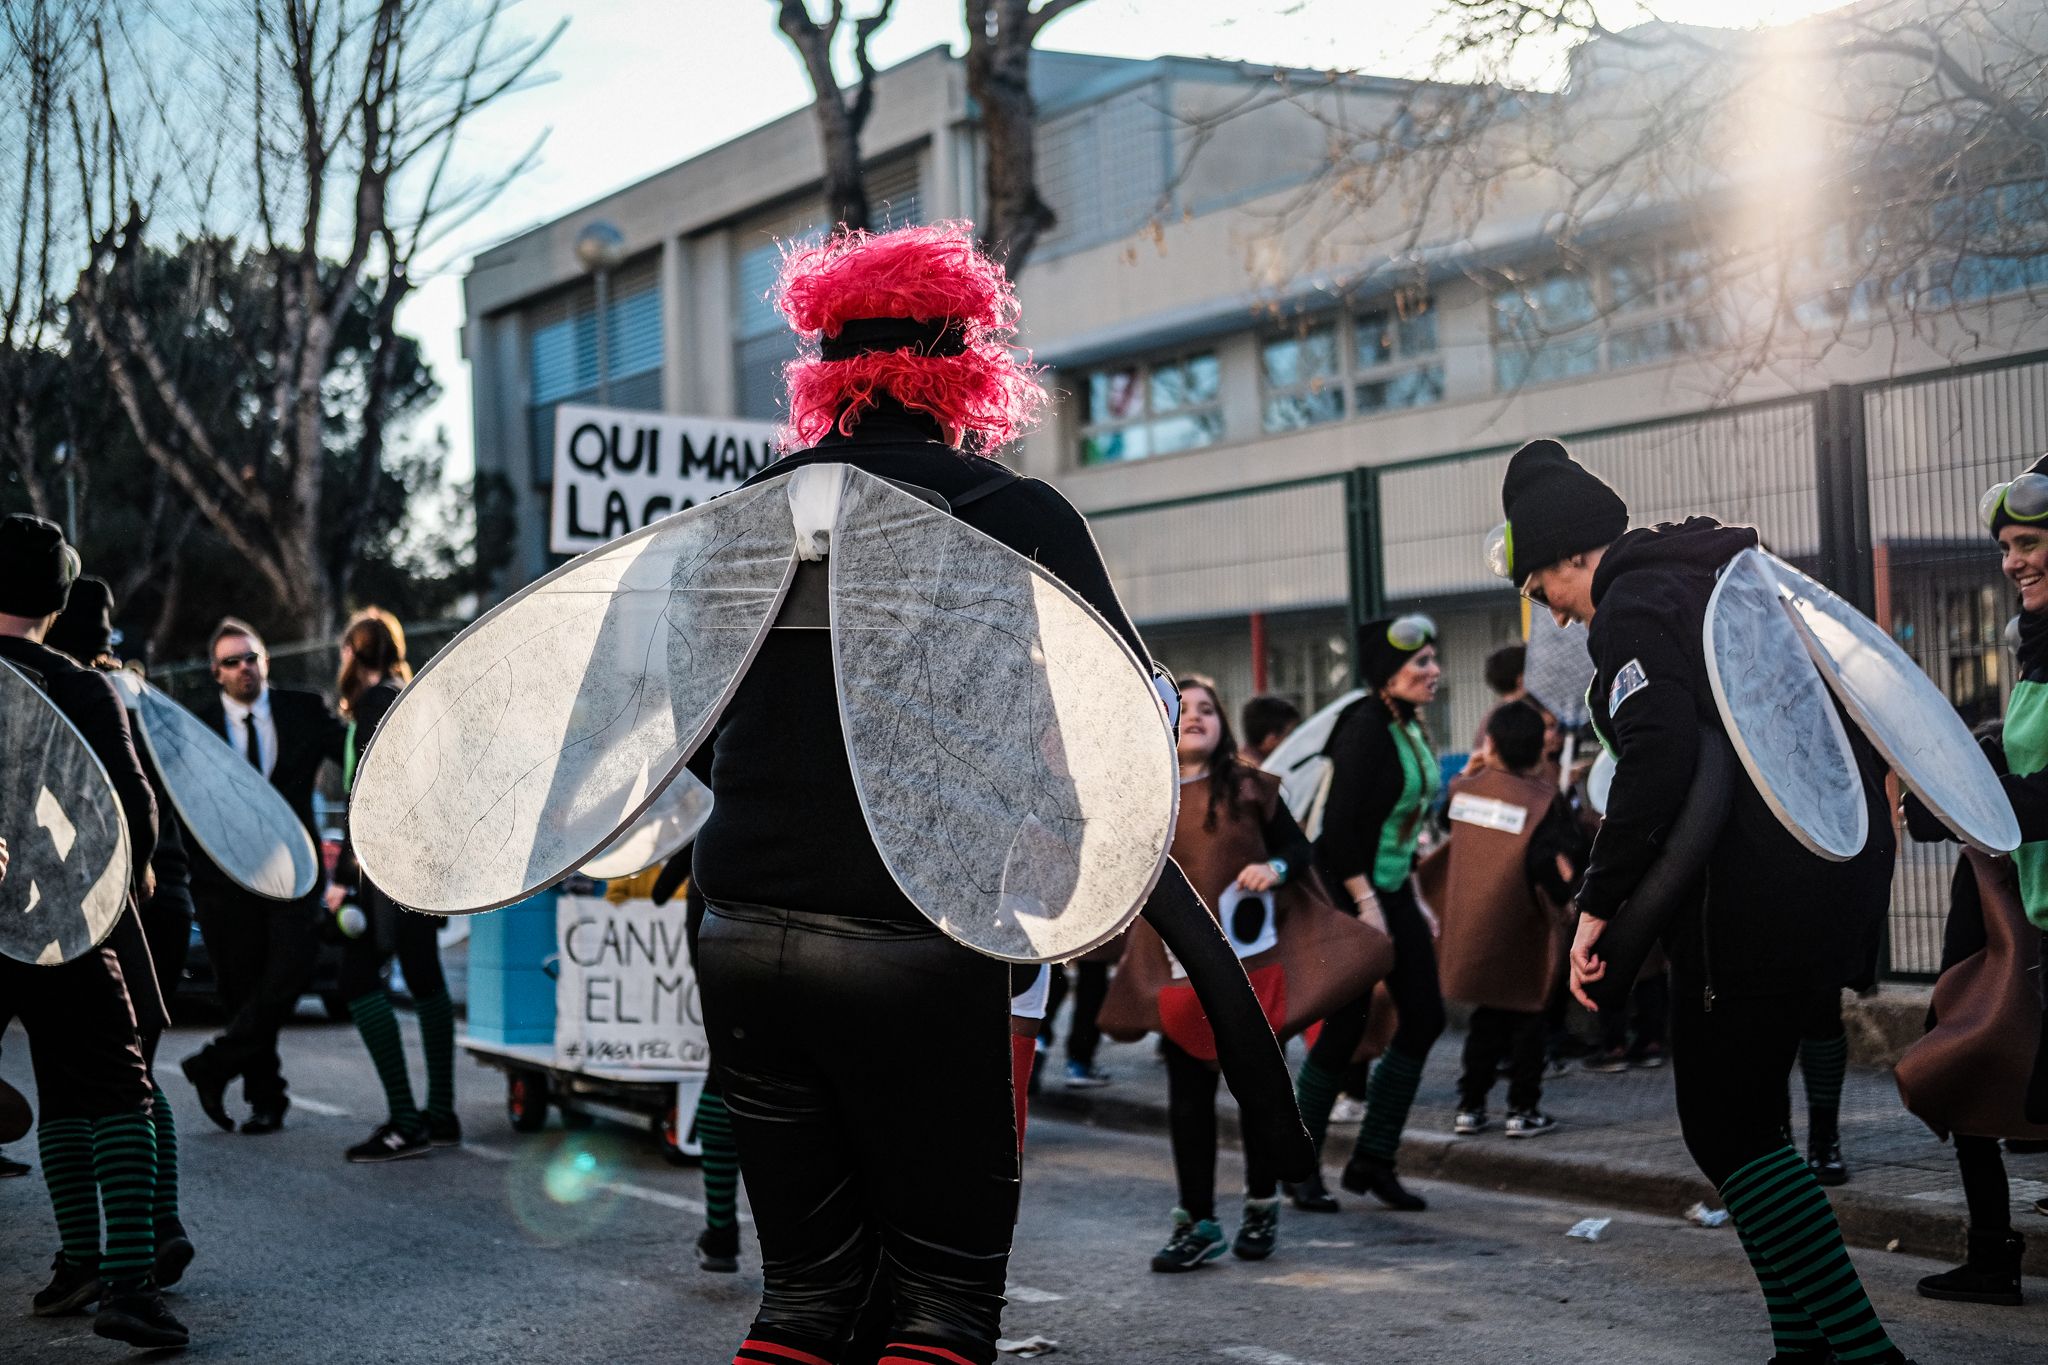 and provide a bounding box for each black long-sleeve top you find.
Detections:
[1313,697,1435,894]
[687,411,1154,923]
[1524,792,1586,907]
